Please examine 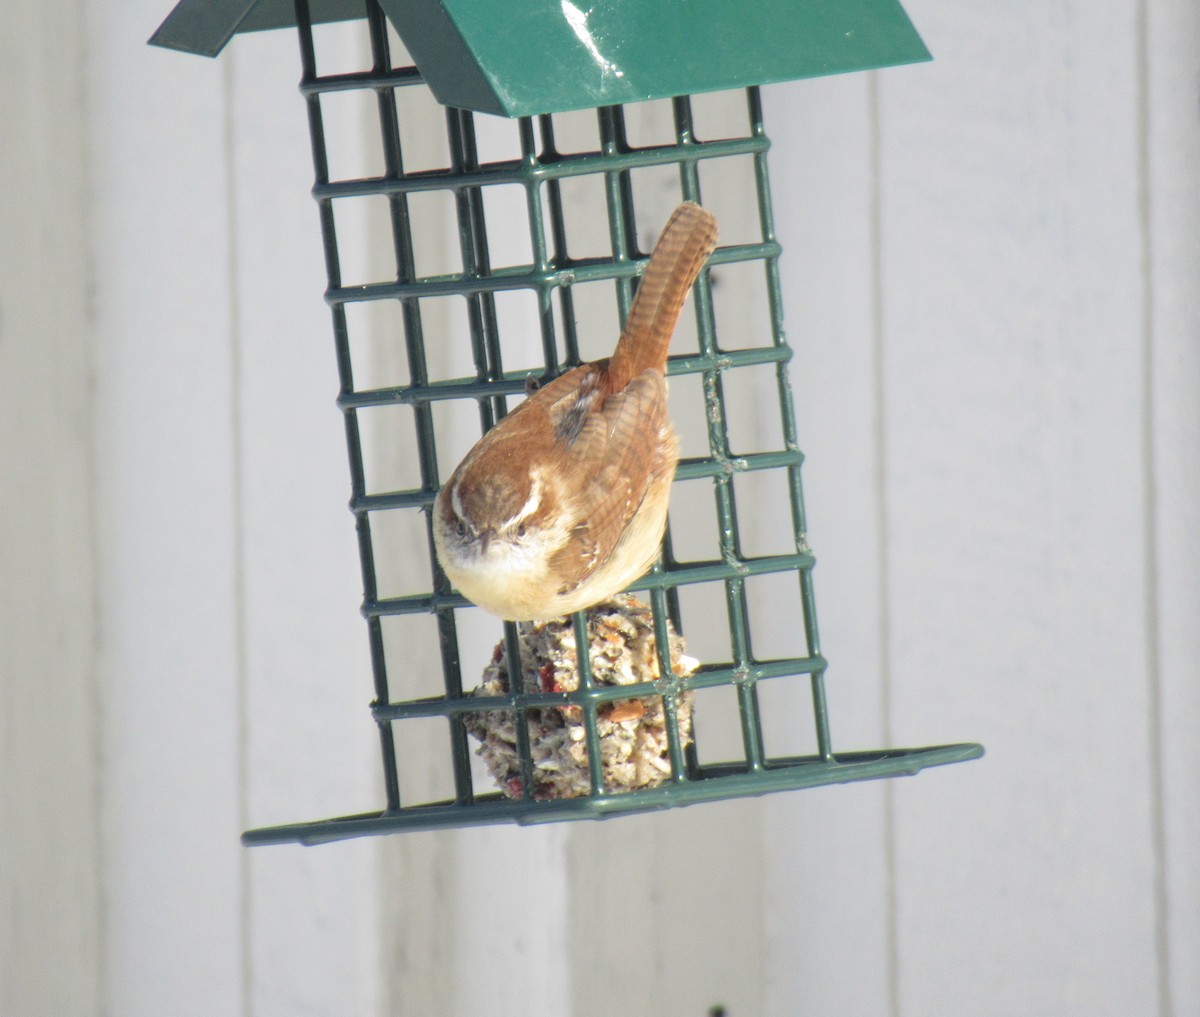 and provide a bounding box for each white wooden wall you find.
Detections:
[2,1,1197,1015]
